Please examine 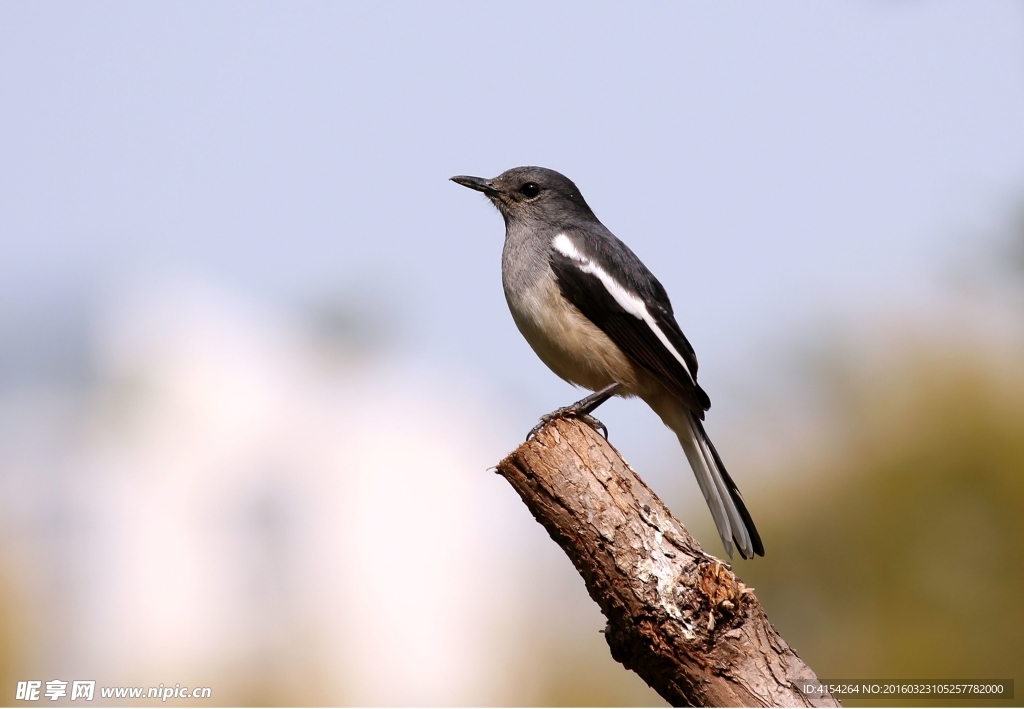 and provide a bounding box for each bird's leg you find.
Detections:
[528,383,622,440]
